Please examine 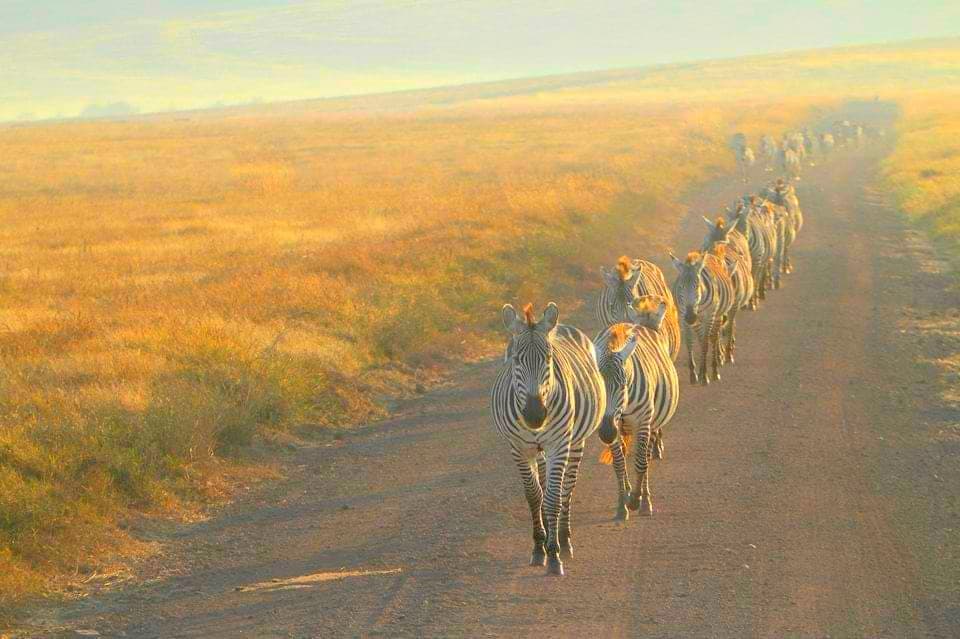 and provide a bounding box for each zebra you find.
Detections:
[760,135,778,171]
[701,215,752,278]
[802,128,819,164]
[786,132,807,162]
[705,238,753,364]
[593,299,679,520]
[762,179,803,273]
[492,302,605,576]
[780,147,801,180]
[736,146,755,182]
[725,199,777,310]
[764,201,792,289]
[820,132,835,152]
[597,256,681,362]
[670,250,738,385]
